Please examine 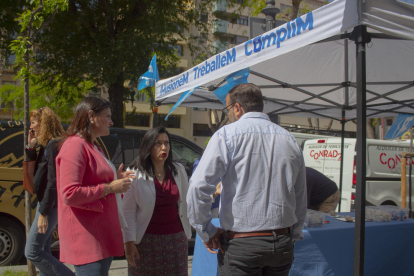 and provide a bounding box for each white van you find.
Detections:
[290,132,339,148]
[303,138,414,212]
